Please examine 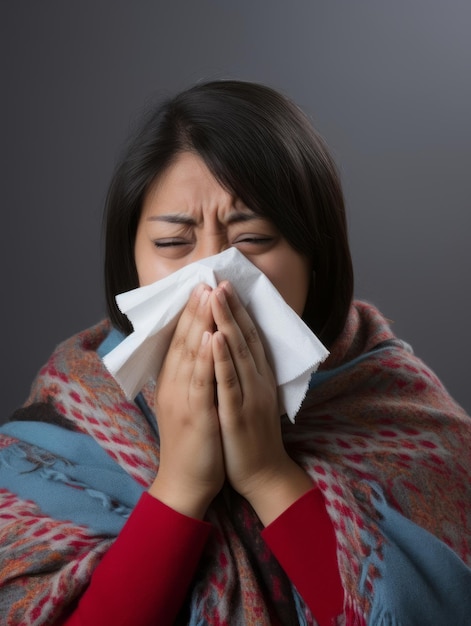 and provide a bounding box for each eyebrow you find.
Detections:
[146,211,261,225]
